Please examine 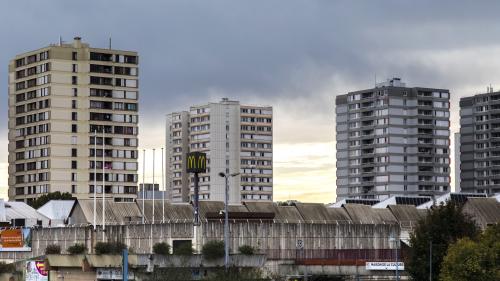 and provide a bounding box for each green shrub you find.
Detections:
[153,242,171,255]
[67,243,86,254]
[94,241,127,255]
[173,242,194,256]
[238,245,256,255]
[202,240,225,260]
[45,244,61,255]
